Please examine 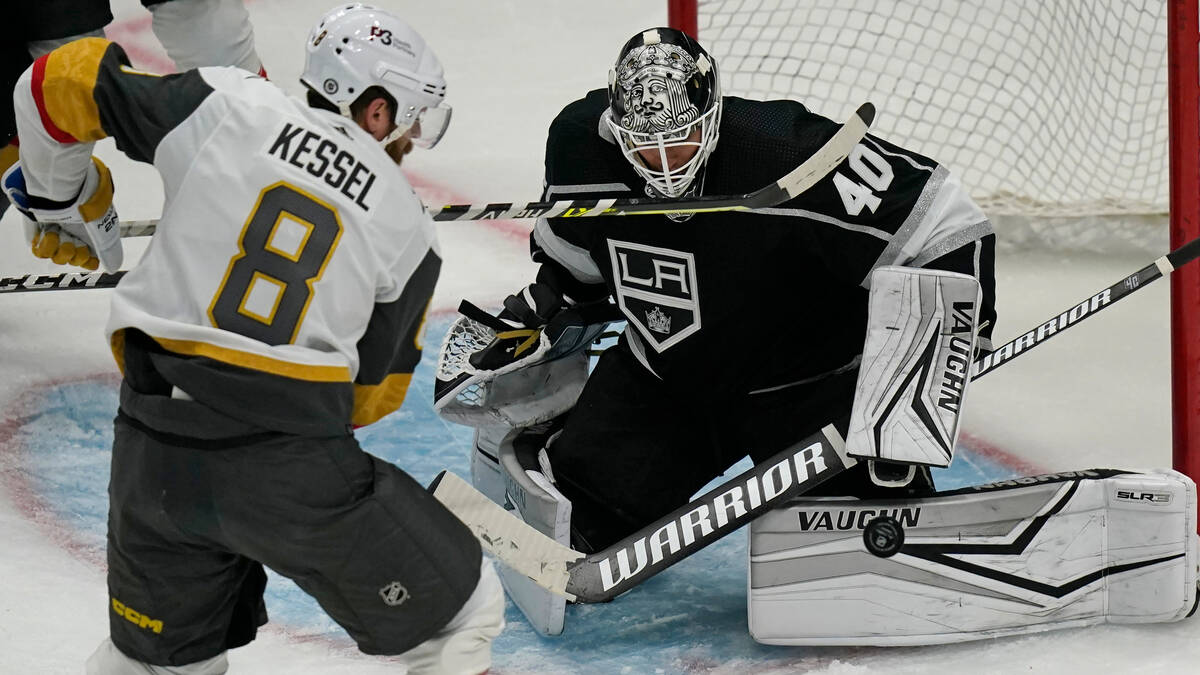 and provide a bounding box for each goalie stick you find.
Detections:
[430,233,1200,603]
